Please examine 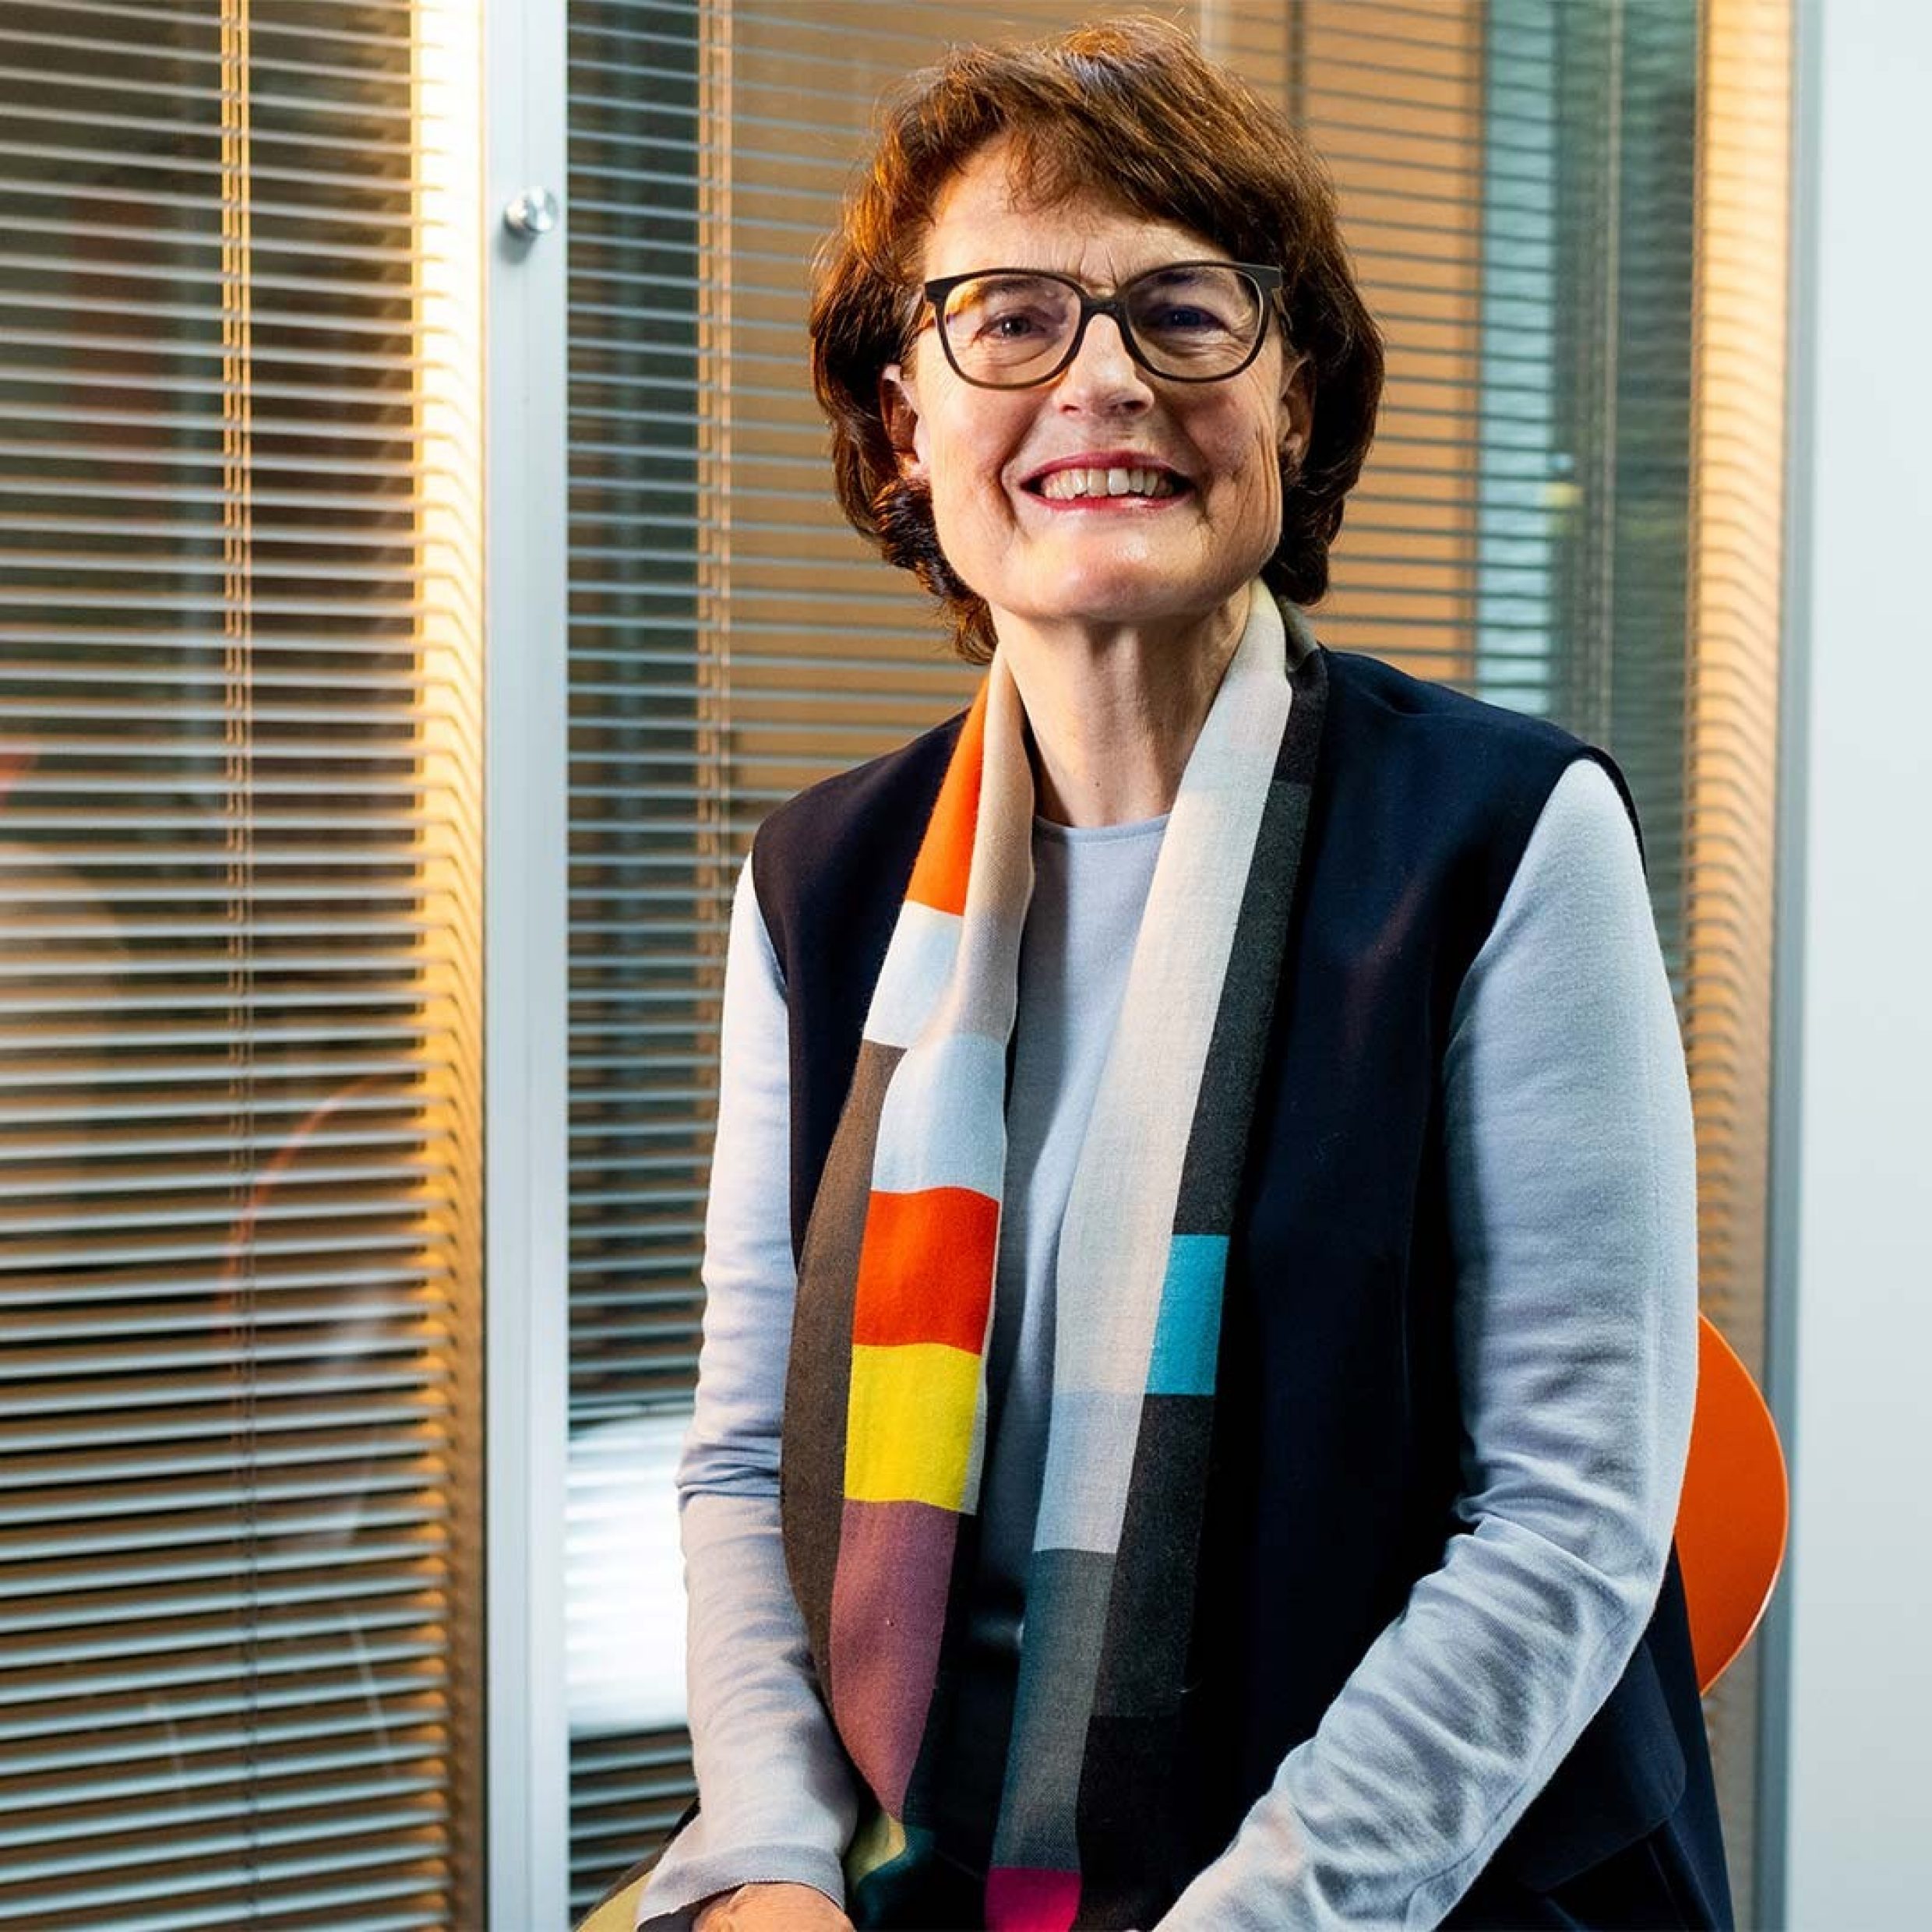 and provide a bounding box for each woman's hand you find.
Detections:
[692,1881,853,1930]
